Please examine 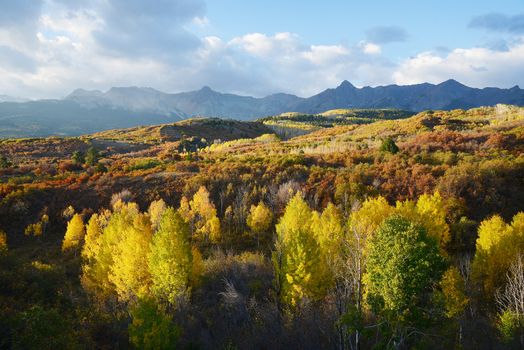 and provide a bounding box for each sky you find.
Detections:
[0,0,523,99]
